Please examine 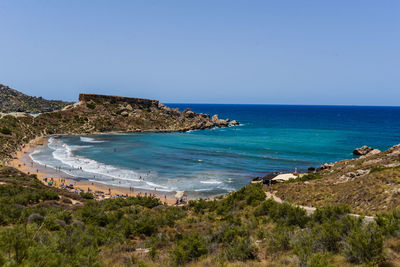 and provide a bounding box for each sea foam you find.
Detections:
[80,136,106,143]
[46,137,172,192]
